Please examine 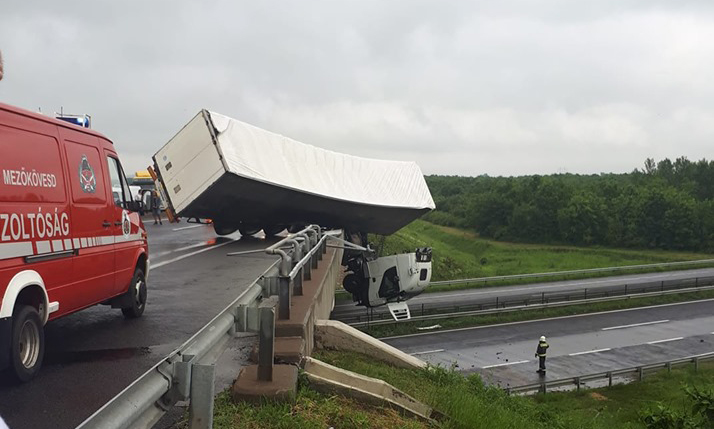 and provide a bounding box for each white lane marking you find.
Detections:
[602,320,669,331]
[380,299,714,341]
[409,349,445,356]
[569,348,611,356]
[483,360,530,369]
[172,224,206,232]
[152,239,238,269]
[152,242,213,258]
[647,337,684,344]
